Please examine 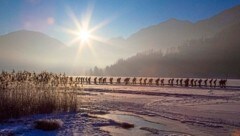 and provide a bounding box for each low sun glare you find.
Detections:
[60,5,114,67]
[61,5,112,47]
[79,29,90,42]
